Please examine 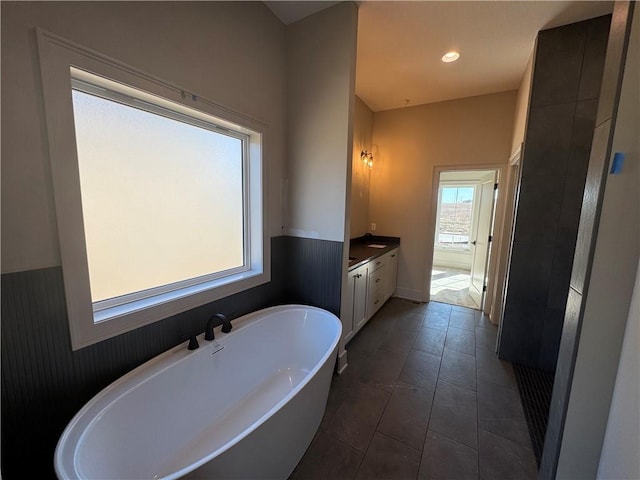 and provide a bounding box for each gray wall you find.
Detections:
[1,2,355,477]
[499,15,611,370]
[368,91,516,302]
[1,6,288,475]
[285,2,358,242]
[284,2,358,365]
[1,239,287,478]
[597,265,640,479]
[555,2,638,476]
[1,235,343,478]
[1,1,287,274]
[350,95,374,239]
